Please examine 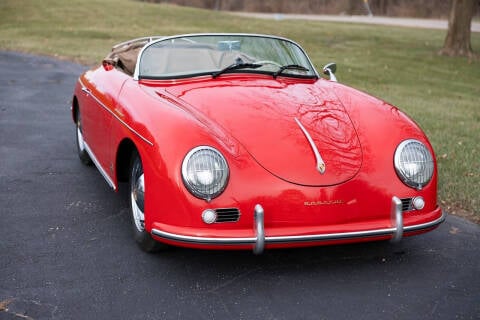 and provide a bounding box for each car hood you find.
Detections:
[161,78,362,186]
